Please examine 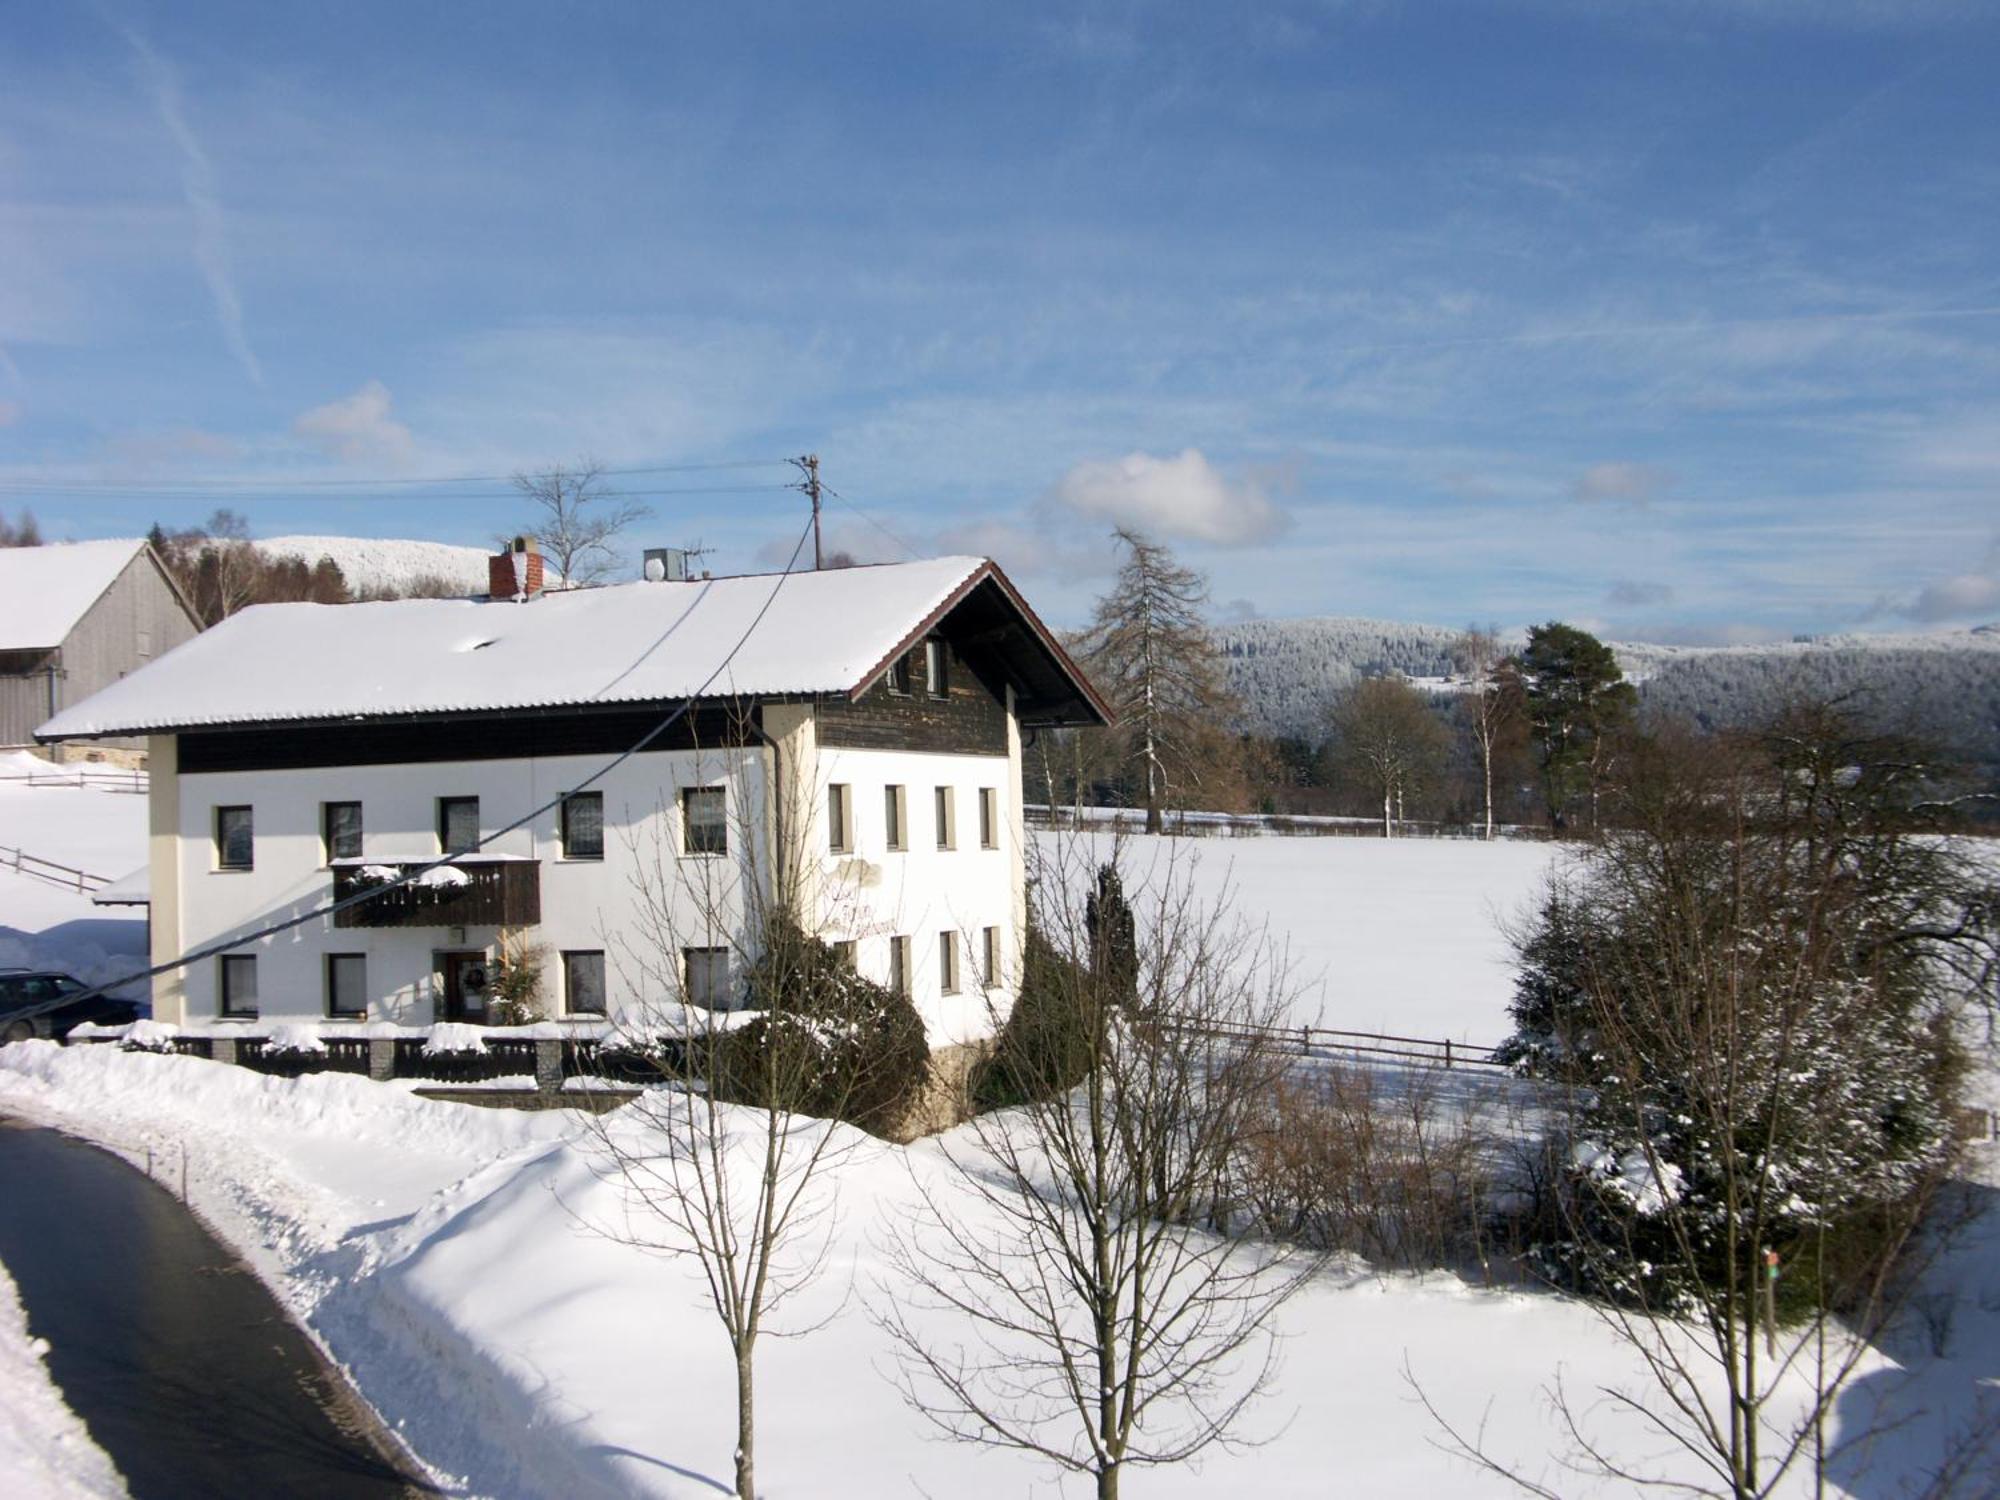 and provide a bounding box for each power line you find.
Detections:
[823,485,924,561]
[69,512,818,1006]
[0,458,793,494]
[0,482,797,503]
